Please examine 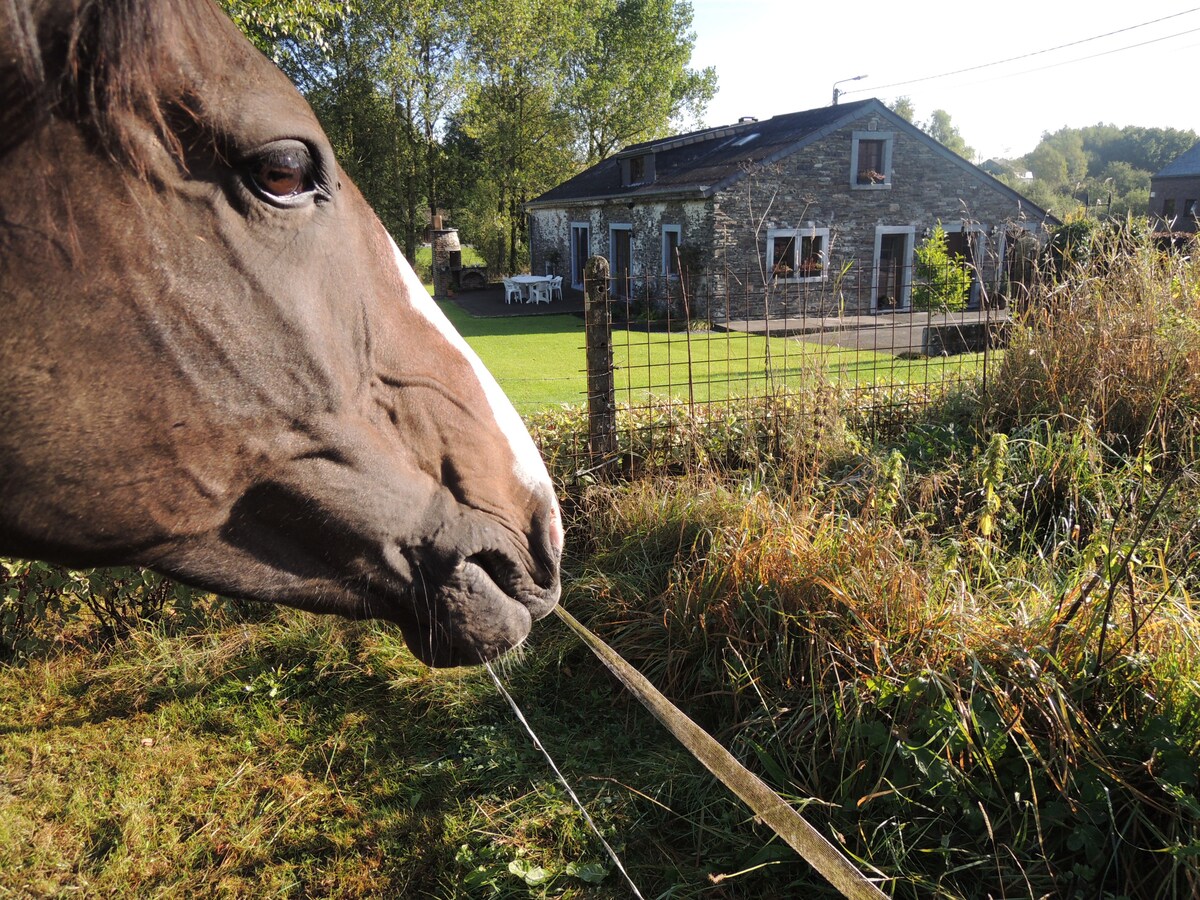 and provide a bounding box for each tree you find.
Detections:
[217,0,346,62]
[923,109,974,161]
[458,0,579,272]
[1015,123,1199,218]
[887,96,915,124]
[380,0,470,258]
[565,0,716,165]
[220,0,718,272]
[913,223,971,312]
